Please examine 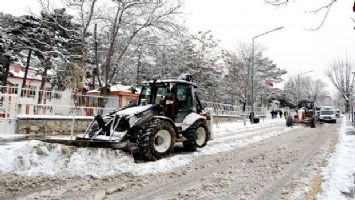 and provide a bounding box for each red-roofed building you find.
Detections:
[87,84,140,108]
[6,63,52,95]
